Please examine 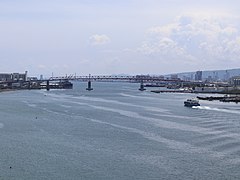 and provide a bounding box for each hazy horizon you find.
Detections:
[1,0,240,77]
